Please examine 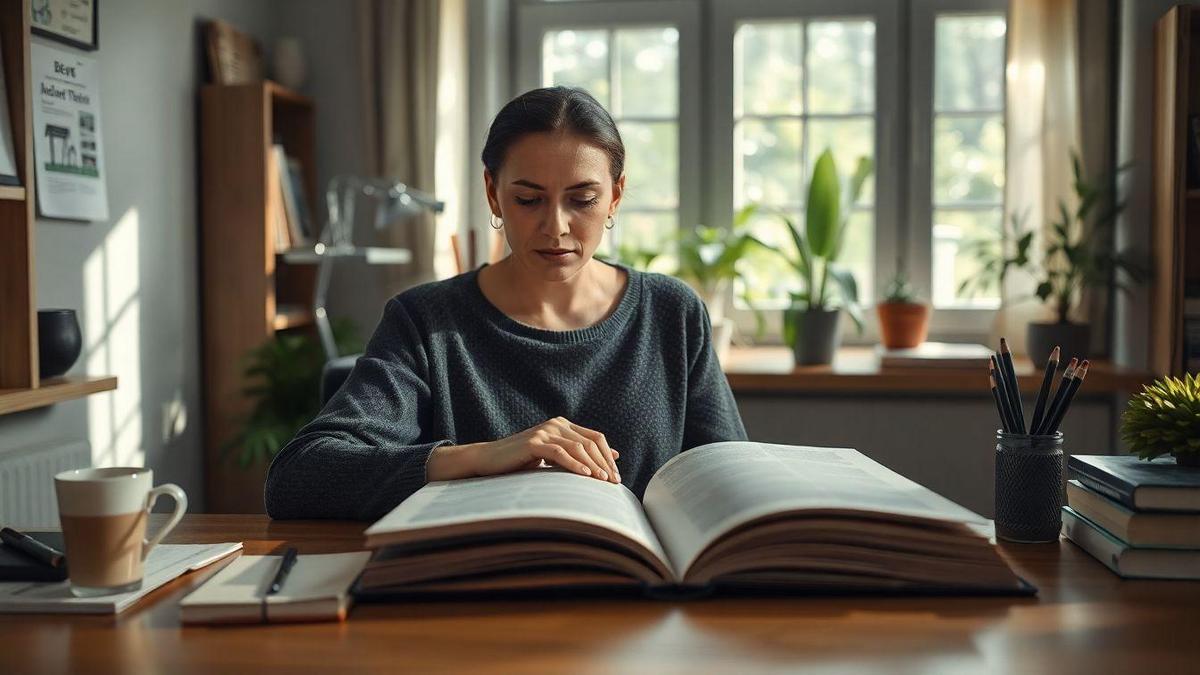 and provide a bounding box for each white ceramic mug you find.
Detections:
[54,468,187,597]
